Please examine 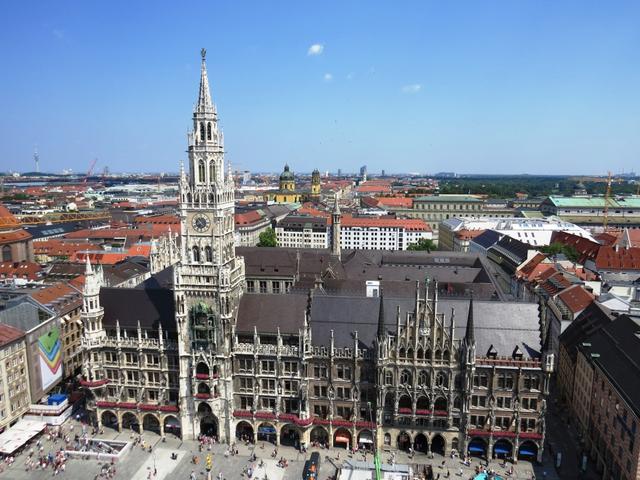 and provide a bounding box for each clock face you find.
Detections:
[192,214,211,233]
